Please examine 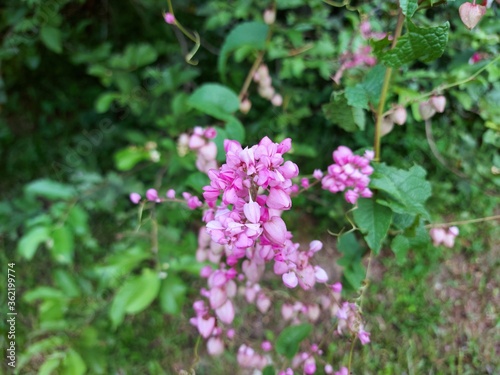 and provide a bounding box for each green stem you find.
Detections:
[410,54,500,104]
[347,337,357,372]
[425,215,500,228]
[373,10,405,162]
